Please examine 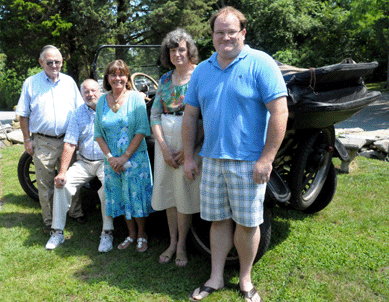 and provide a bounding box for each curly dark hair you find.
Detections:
[160,28,199,69]
[103,60,133,91]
